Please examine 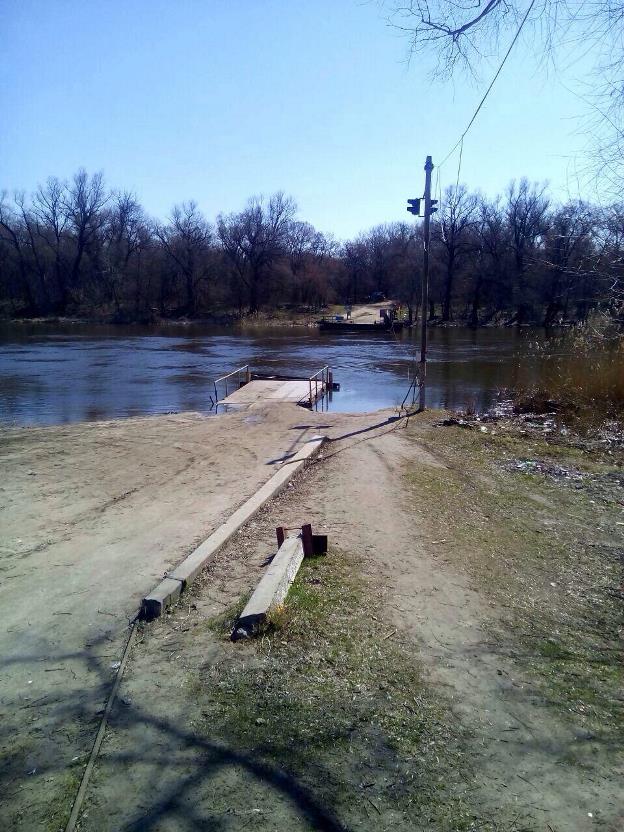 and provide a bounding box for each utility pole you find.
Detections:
[420,155,434,410]
[407,156,437,410]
